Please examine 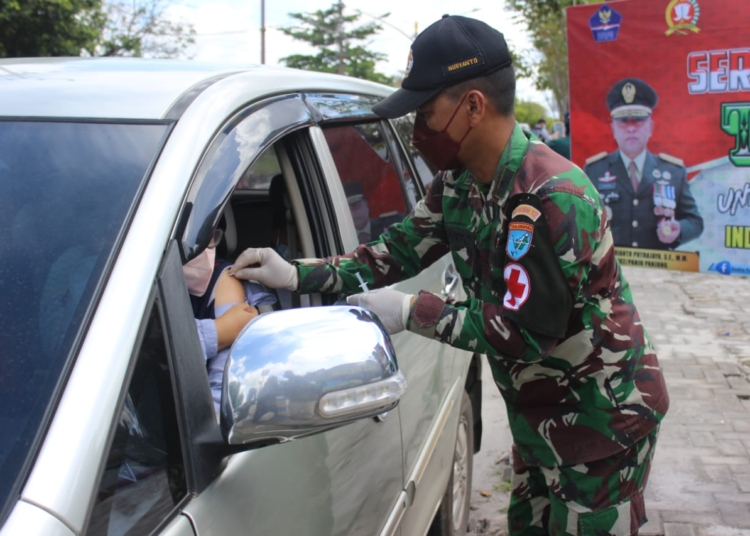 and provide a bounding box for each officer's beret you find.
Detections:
[606,78,658,119]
